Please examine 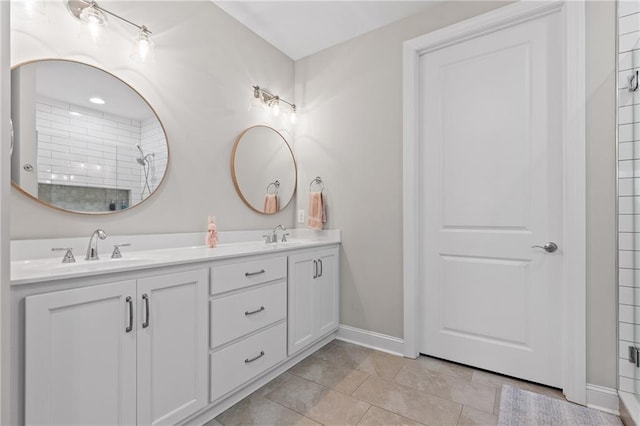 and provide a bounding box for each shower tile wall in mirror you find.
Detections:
[11,59,169,214]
